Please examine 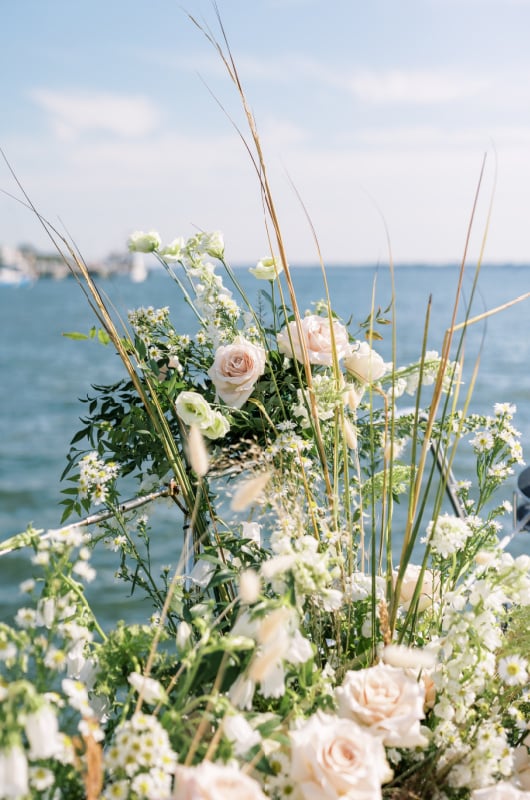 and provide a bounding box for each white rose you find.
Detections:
[208,337,266,408]
[289,711,391,800]
[277,315,350,365]
[394,563,438,612]
[249,256,283,280]
[344,341,388,384]
[335,663,426,747]
[175,391,214,428]
[127,230,161,253]
[174,761,267,800]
